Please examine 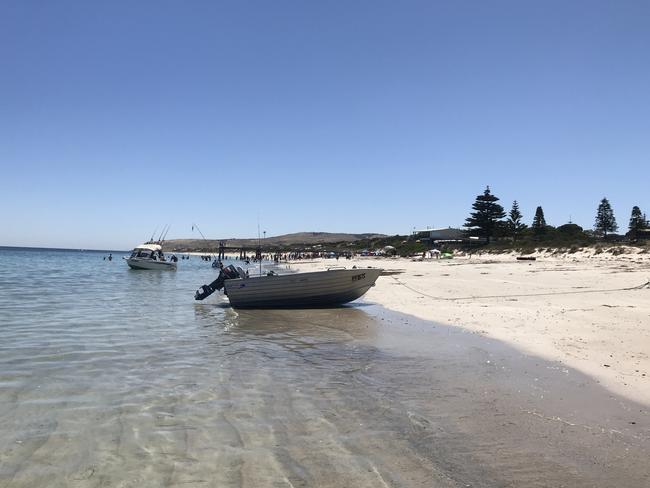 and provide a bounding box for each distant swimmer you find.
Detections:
[108,253,113,261]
